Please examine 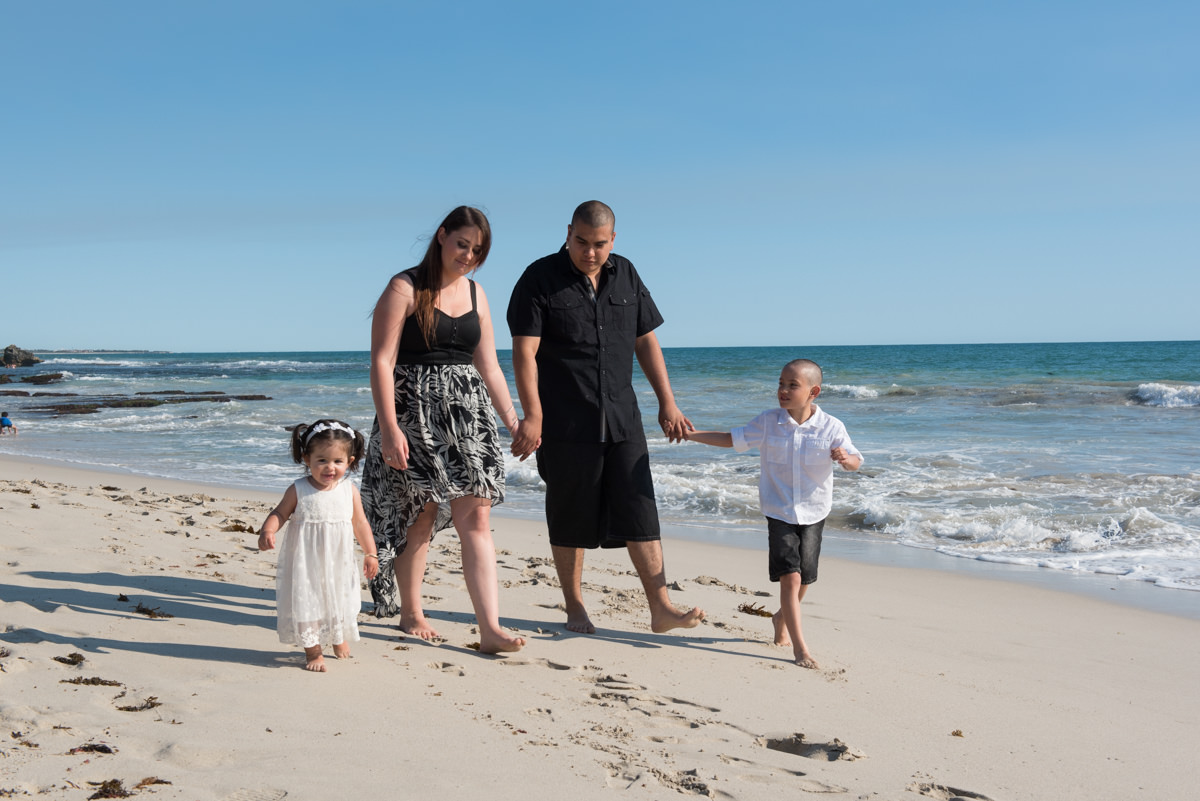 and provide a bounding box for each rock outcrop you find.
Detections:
[3,345,42,368]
